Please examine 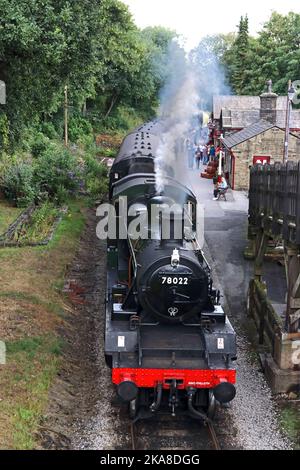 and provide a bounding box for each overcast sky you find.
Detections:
[122,0,300,50]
